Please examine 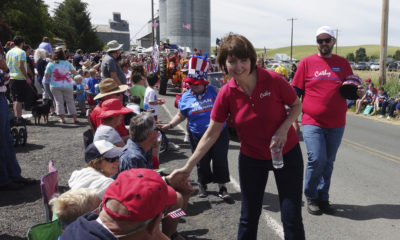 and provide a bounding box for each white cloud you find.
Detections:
[44,0,400,48]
